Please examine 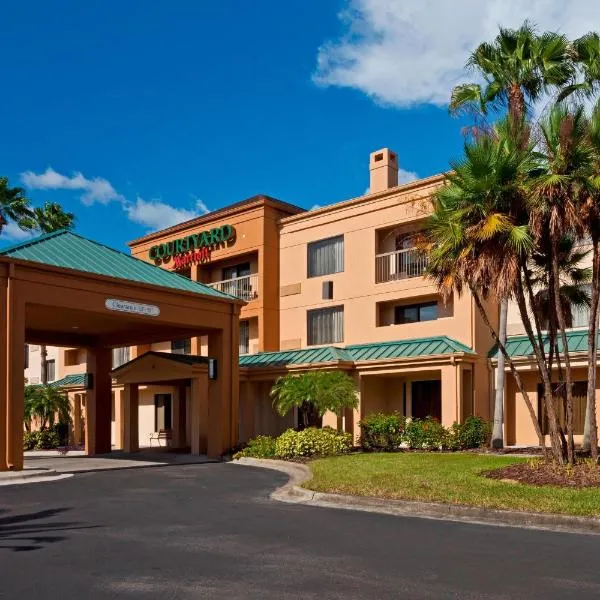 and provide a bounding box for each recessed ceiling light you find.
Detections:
[72,326,79,330]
